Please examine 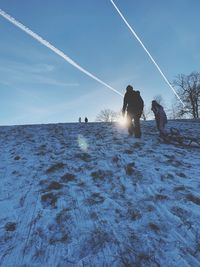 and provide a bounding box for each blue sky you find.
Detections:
[0,0,200,125]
